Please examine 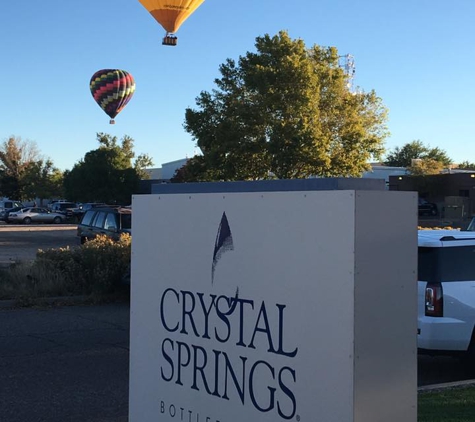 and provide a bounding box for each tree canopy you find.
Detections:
[0,136,63,201]
[384,140,452,171]
[457,161,475,171]
[176,31,389,182]
[408,158,445,176]
[63,133,153,204]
